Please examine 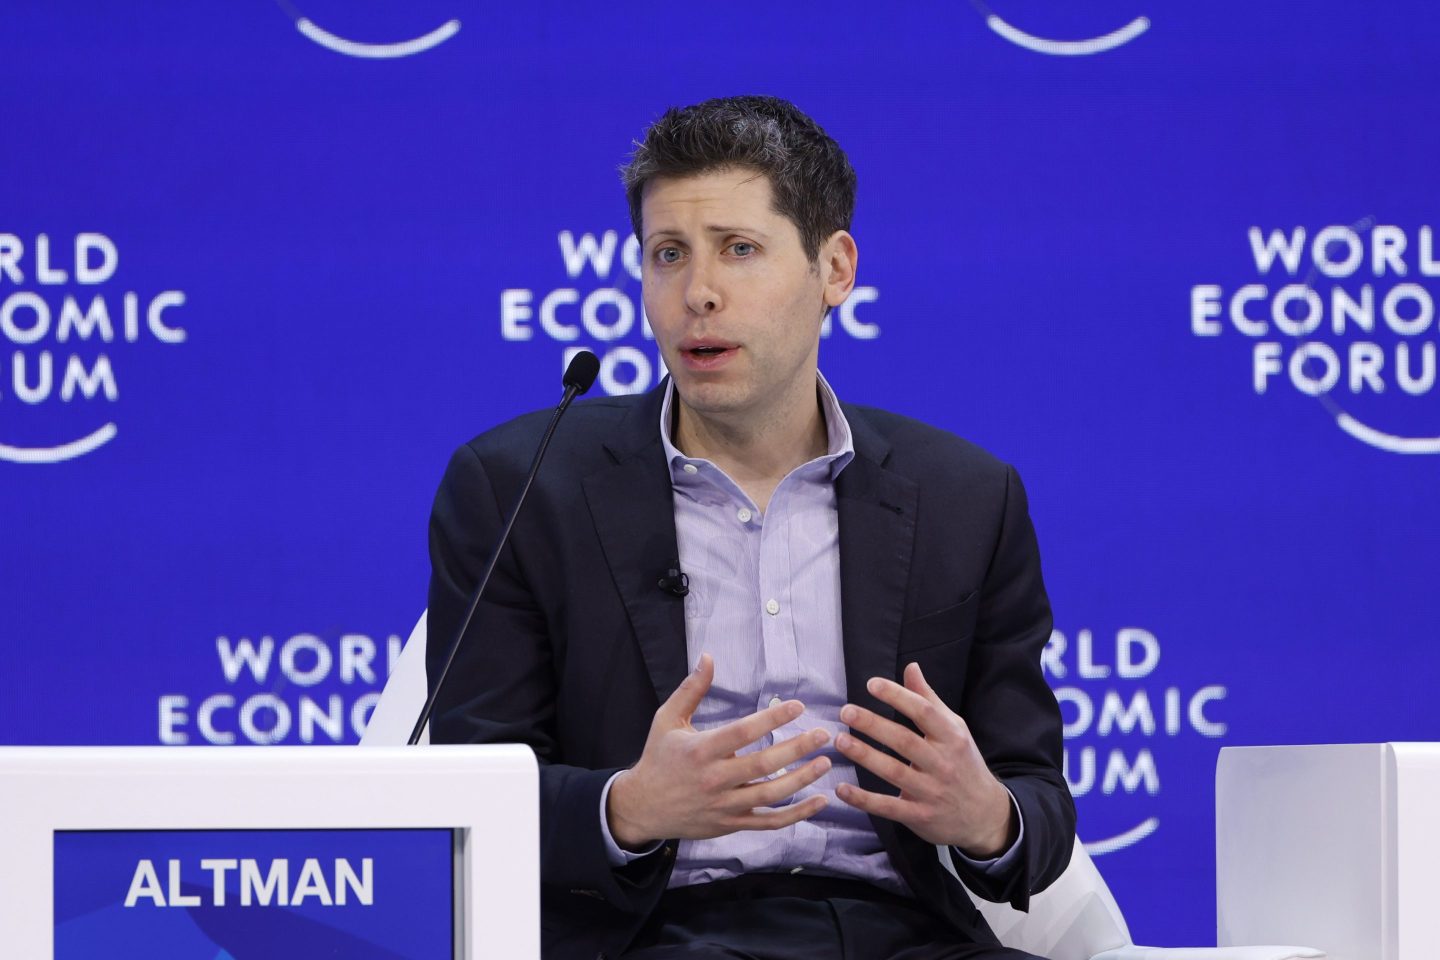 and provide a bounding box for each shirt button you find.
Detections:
[682,463,698,474]
[737,507,753,523]
[765,599,780,616]
[768,696,783,709]
[790,866,805,875]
